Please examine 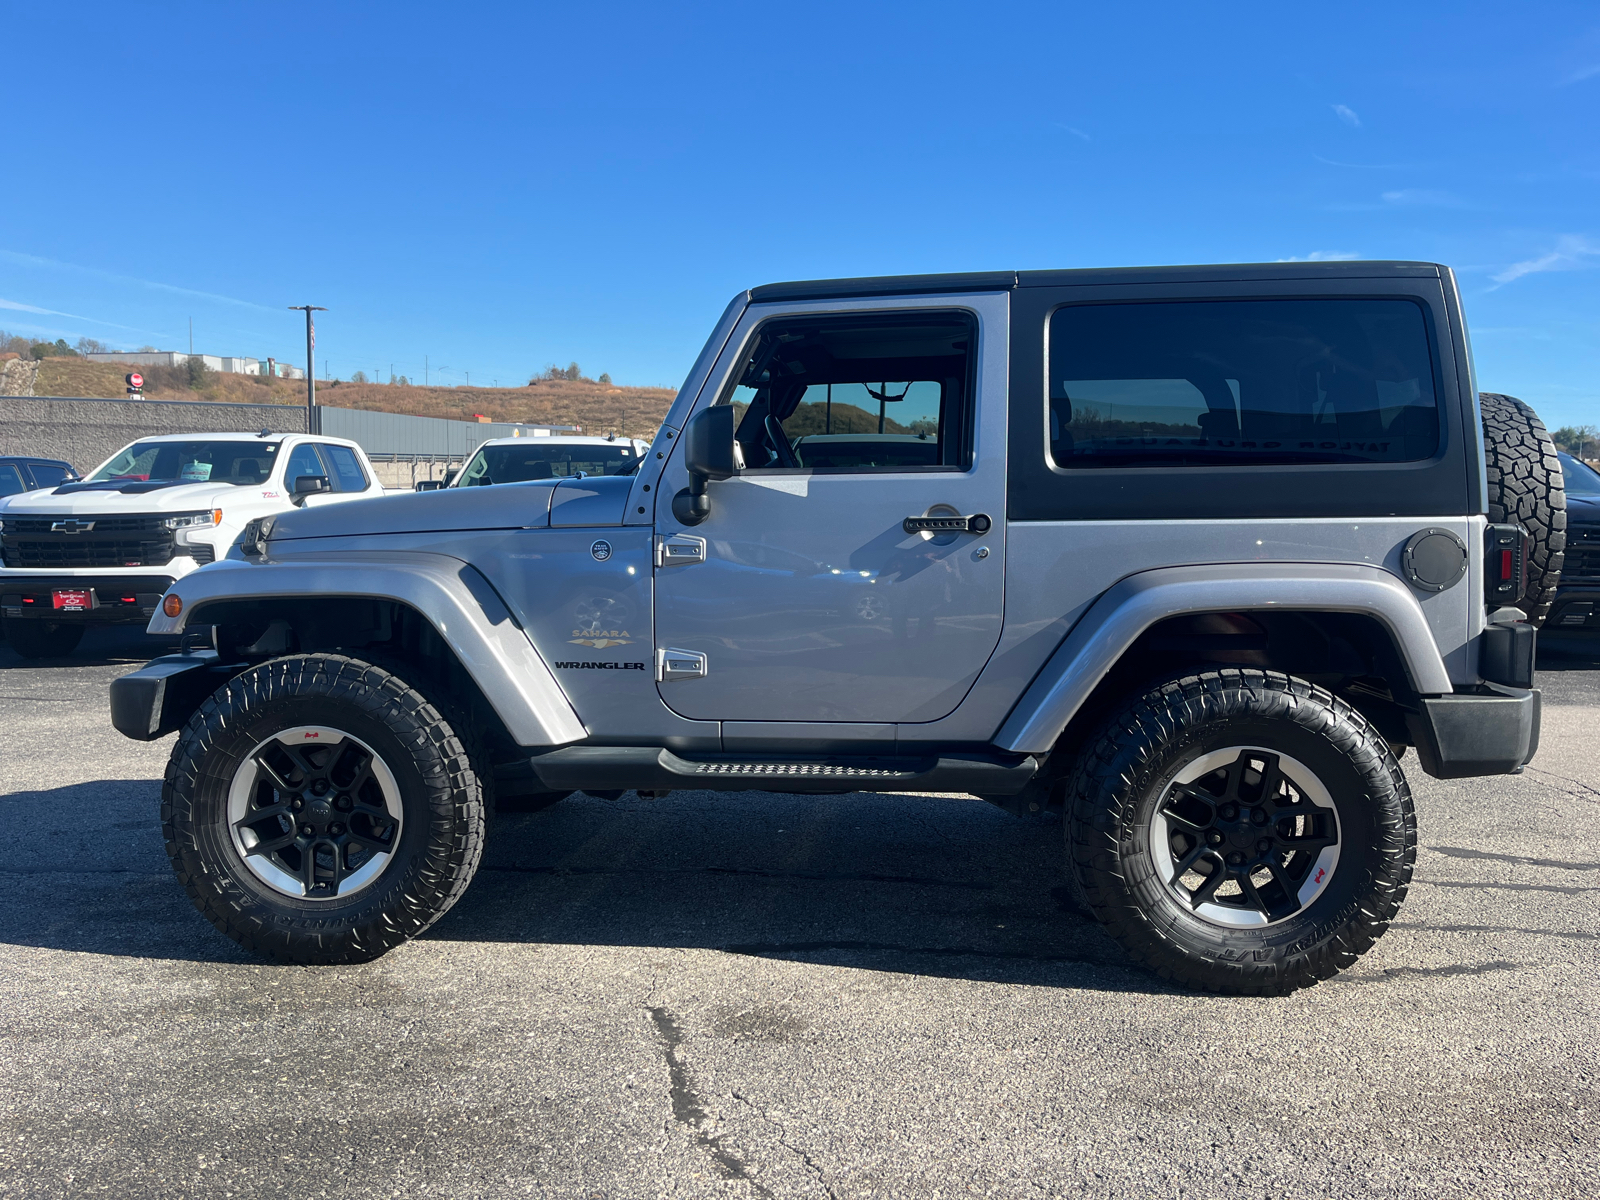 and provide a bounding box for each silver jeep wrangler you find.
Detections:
[111,262,1565,994]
